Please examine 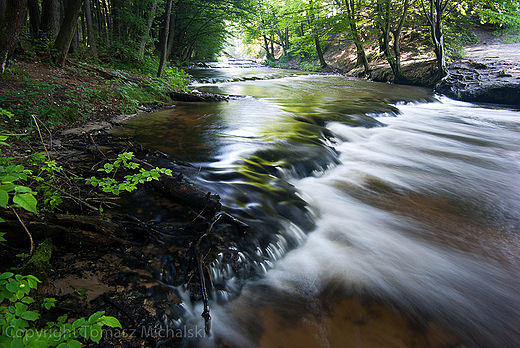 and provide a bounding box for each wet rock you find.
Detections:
[169,90,228,102]
[436,59,520,106]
